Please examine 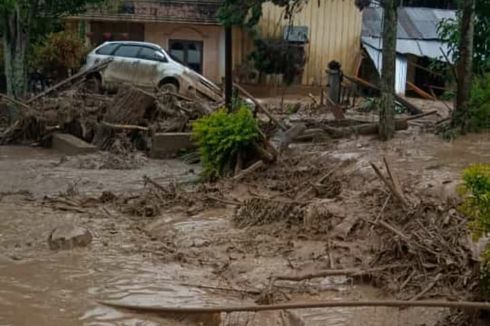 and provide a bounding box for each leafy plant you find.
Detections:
[459,164,490,299]
[29,31,88,80]
[192,106,259,179]
[459,164,490,239]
